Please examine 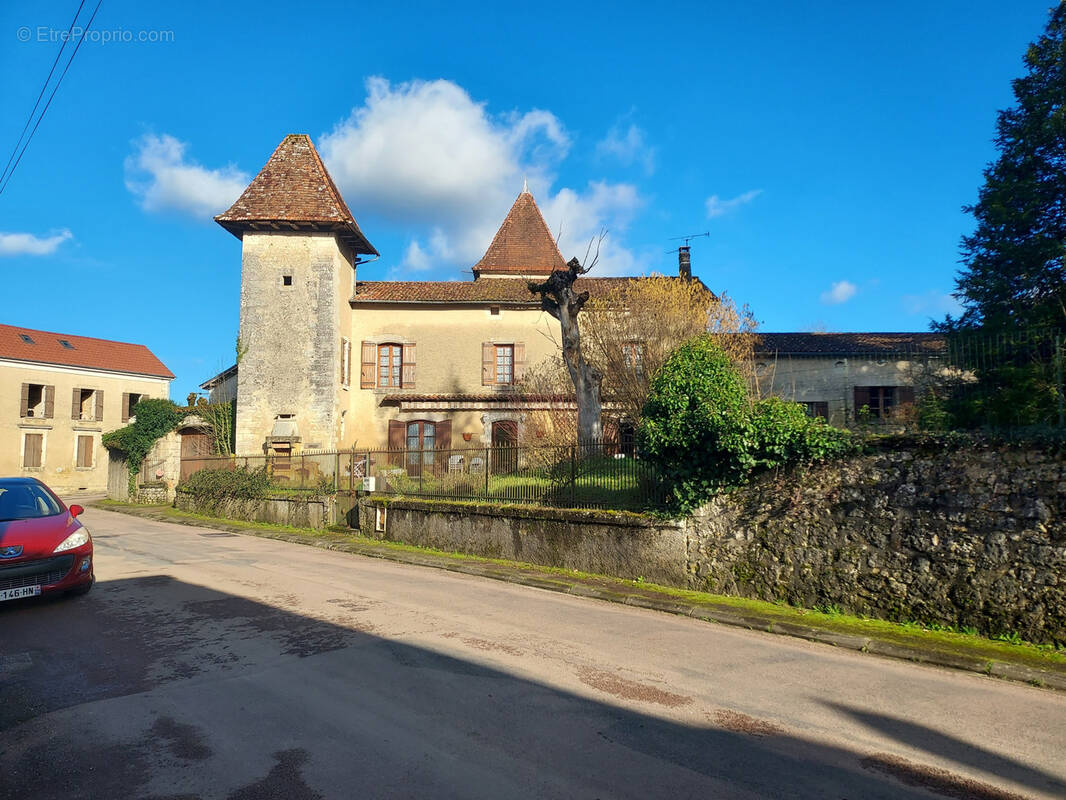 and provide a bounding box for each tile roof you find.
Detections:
[755,332,947,356]
[215,134,377,255]
[352,277,638,304]
[0,324,175,378]
[472,190,567,276]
